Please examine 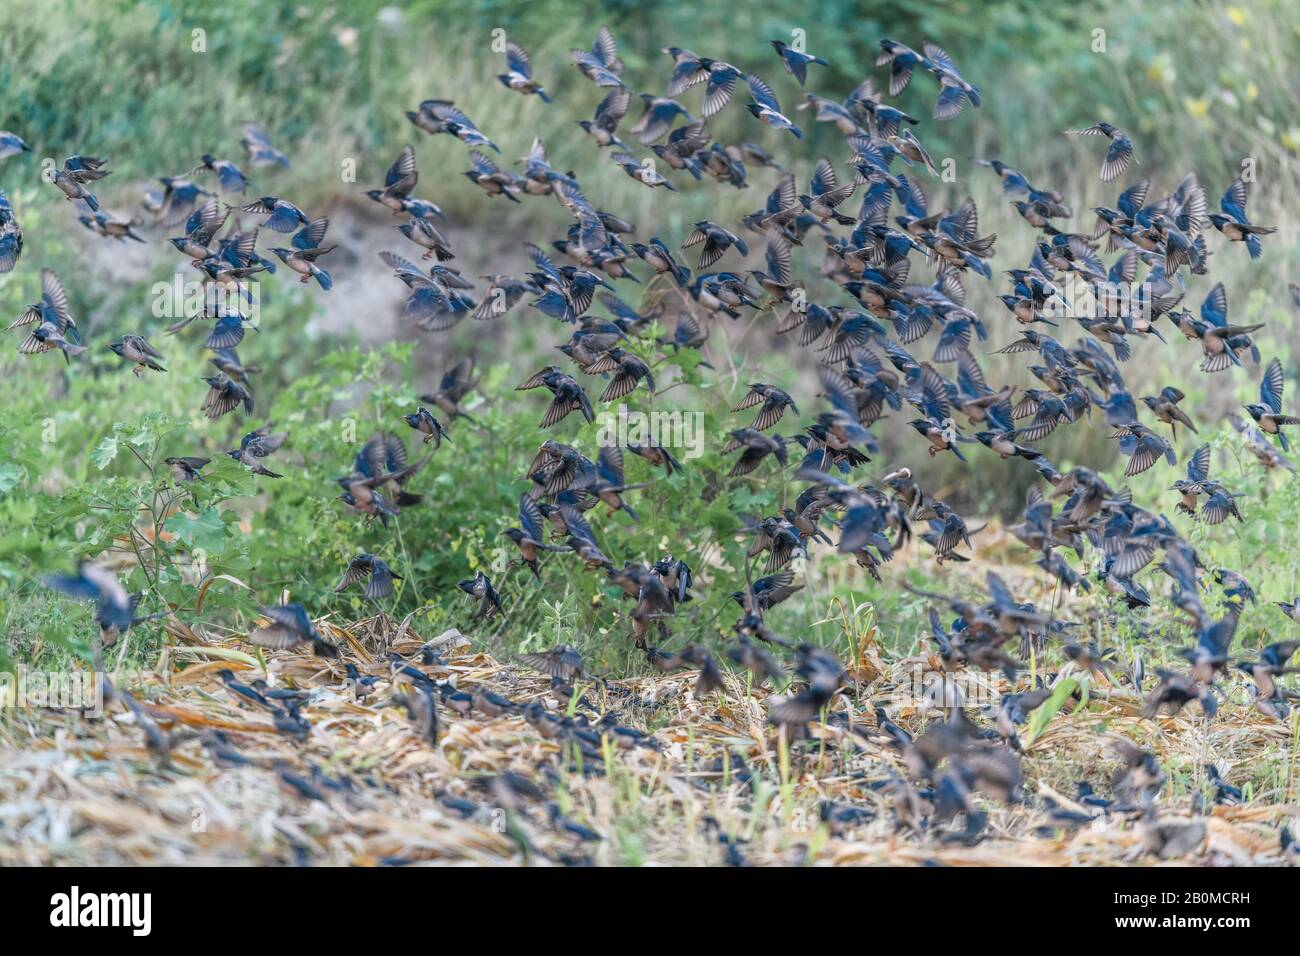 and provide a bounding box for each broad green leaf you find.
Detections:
[164,507,228,552]
[0,463,21,496]
[1024,677,1079,747]
[92,436,119,470]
